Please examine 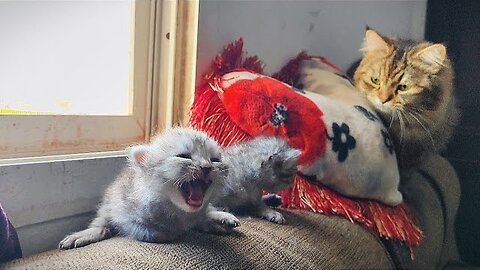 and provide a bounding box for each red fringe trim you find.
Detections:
[189,86,252,147]
[278,176,423,247]
[272,51,311,86]
[198,38,264,97]
[190,38,423,249]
